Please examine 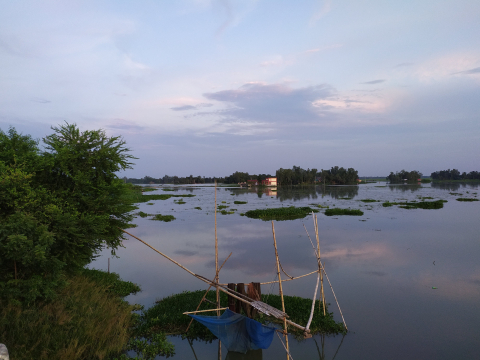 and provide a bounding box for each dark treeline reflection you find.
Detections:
[387,184,422,193]
[229,186,359,201]
[431,182,480,191]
